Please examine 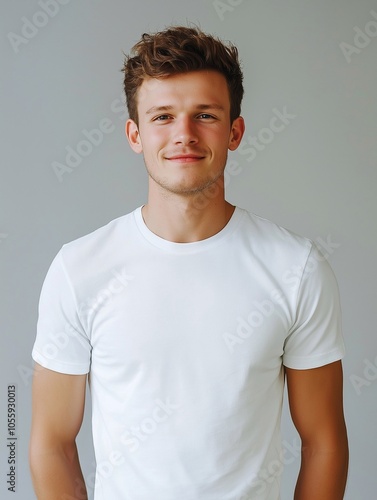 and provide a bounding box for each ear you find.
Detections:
[125,119,143,153]
[228,116,245,151]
